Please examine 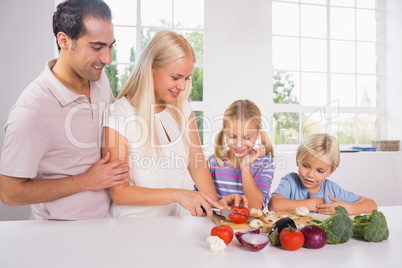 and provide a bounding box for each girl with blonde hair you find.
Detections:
[102,30,246,218]
[269,133,377,215]
[203,99,275,210]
